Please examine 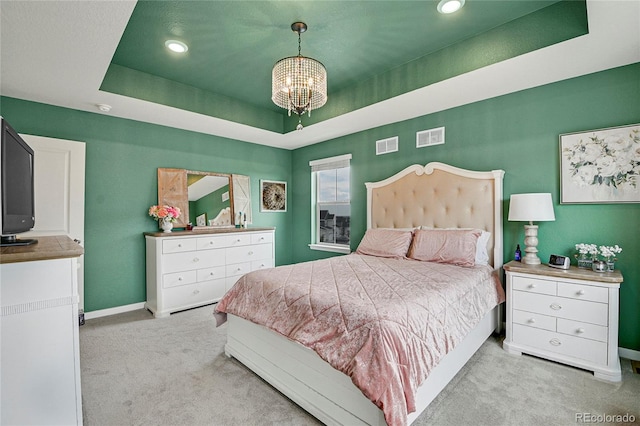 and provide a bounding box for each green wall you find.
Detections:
[1,63,638,351]
[0,97,294,312]
[291,63,640,351]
